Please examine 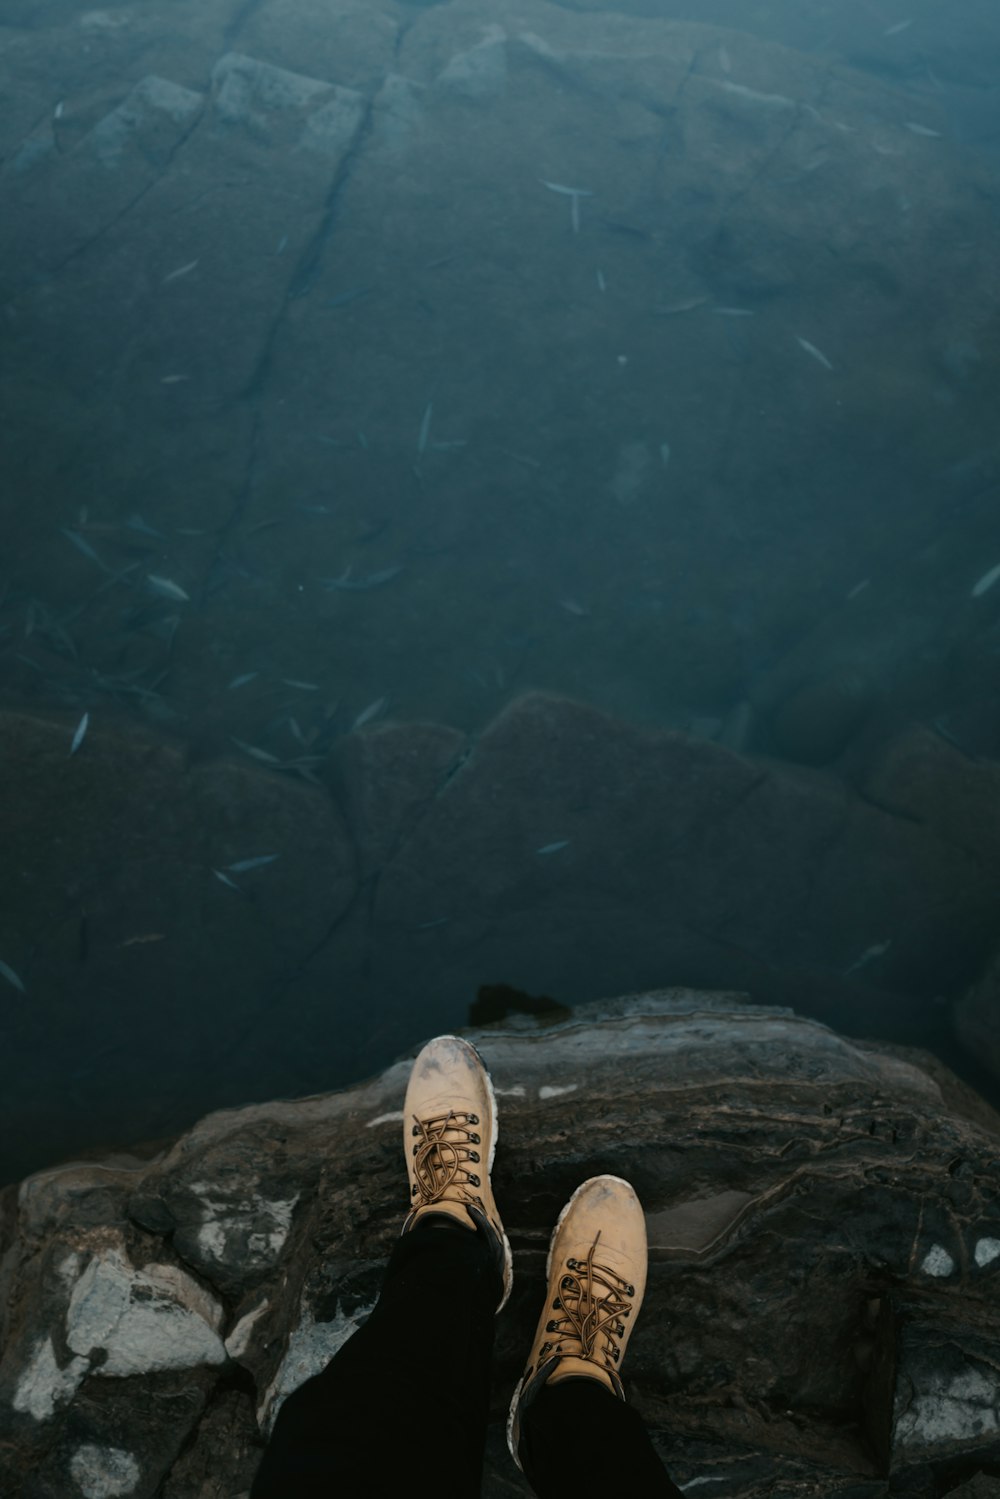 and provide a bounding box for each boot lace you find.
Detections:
[410,1108,483,1207]
[541,1231,634,1373]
